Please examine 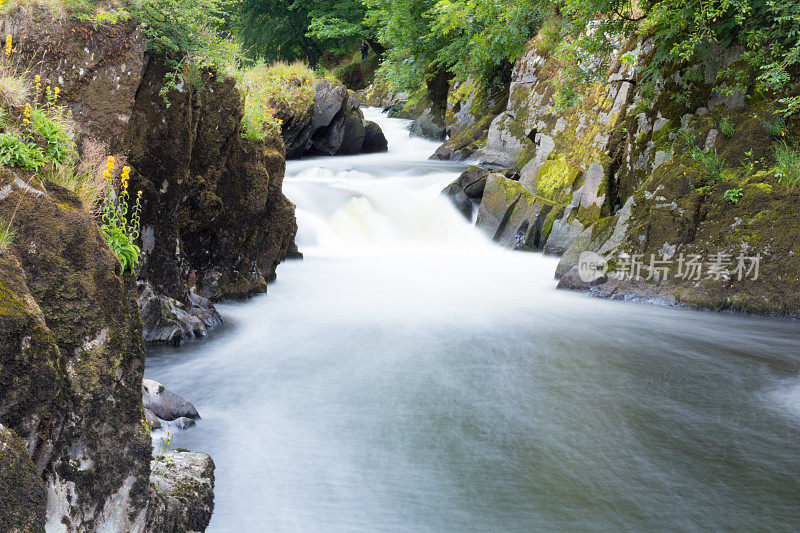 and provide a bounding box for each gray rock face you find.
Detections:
[138,282,222,345]
[362,120,388,153]
[410,107,446,140]
[146,451,215,532]
[142,379,200,422]
[476,174,554,249]
[0,424,46,533]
